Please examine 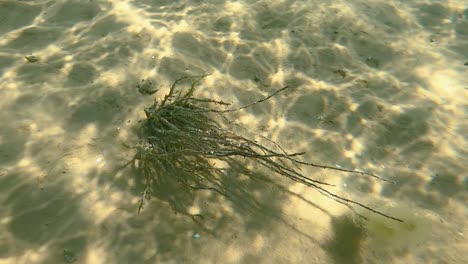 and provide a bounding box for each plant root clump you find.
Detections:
[127,75,403,222]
